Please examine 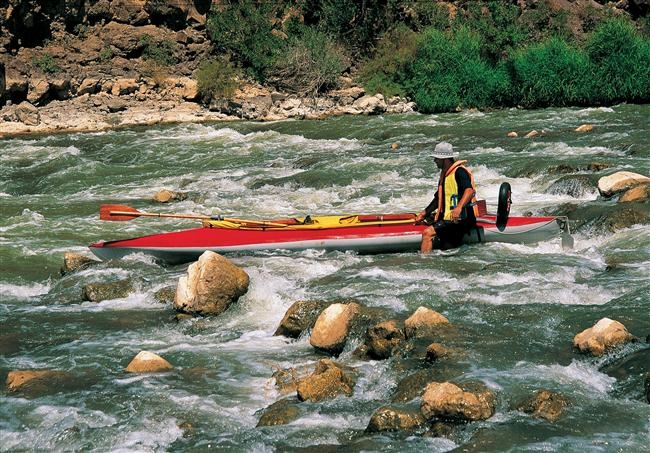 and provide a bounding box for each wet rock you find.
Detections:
[60,252,100,275]
[517,389,570,422]
[154,286,176,304]
[426,343,451,362]
[256,397,302,427]
[392,369,441,403]
[296,359,356,402]
[82,278,133,302]
[174,251,249,316]
[125,350,173,373]
[310,302,360,355]
[6,369,74,394]
[587,162,612,172]
[274,300,332,338]
[404,306,450,339]
[366,406,426,432]
[618,183,649,203]
[546,175,597,198]
[598,171,650,197]
[152,188,188,203]
[574,123,594,132]
[364,319,406,360]
[15,101,40,126]
[272,363,315,395]
[421,381,496,422]
[573,317,636,356]
[645,372,650,404]
[507,131,518,138]
[525,130,540,138]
